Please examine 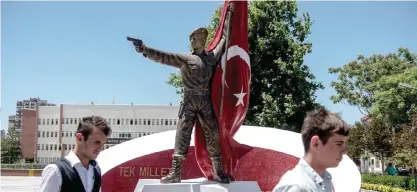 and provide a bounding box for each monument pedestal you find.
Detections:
[134,178,261,192]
